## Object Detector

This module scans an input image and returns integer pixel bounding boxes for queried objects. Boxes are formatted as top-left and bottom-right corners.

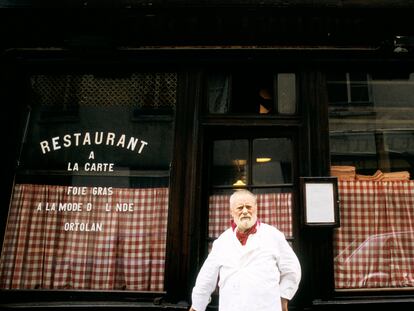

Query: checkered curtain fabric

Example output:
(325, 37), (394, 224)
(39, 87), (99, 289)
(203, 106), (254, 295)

(0, 184), (168, 291)
(334, 181), (414, 289)
(208, 192), (293, 239)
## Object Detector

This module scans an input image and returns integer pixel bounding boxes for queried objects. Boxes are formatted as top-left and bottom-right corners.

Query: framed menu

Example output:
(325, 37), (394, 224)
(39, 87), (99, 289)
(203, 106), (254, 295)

(301, 177), (340, 227)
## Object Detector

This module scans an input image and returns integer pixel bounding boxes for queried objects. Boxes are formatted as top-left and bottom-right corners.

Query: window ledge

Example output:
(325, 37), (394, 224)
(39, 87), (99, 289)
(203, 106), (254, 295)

(313, 296), (414, 307)
(0, 301), (189, 310)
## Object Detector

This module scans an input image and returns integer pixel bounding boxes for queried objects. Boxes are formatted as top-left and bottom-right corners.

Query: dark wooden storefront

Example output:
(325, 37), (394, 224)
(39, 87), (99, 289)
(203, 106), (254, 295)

(1, 1), (414, 310)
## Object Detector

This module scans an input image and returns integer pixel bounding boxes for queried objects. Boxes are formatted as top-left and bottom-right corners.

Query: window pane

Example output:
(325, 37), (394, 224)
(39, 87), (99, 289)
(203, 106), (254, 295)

(326, 72), (371, 106)
(207, 73), (230, 114)
(206, 71), (298, 115)
(349, 72), (370, 103)
(253, 138), (293, 184)
(208, 188), (293, 240)
(207, 71), (279, 115)
(277, 73), (296, 114)
(326, 72), (348, 103)
(0, 73), (176, 292)
(212, 140), (248, 186)
(231, 71), (274, 114)
(329, 71), (414, 290)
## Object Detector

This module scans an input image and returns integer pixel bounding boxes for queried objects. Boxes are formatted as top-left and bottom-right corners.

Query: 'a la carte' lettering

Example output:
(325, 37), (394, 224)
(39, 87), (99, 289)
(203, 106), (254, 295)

(67, 162), (114, 172)
(39, 131), (148, 155)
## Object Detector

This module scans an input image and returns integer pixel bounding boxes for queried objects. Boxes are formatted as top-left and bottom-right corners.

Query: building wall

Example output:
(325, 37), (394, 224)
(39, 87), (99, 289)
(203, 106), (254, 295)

(1, 2), (414, 310)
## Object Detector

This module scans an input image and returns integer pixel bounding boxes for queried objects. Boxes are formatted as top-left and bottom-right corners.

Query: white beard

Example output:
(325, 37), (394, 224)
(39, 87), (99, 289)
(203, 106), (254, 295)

(235, 215), (257, 232)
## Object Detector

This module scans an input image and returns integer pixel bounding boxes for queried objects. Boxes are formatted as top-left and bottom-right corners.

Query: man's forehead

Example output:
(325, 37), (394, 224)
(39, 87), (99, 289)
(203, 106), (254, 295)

(231, 193), (256, 205)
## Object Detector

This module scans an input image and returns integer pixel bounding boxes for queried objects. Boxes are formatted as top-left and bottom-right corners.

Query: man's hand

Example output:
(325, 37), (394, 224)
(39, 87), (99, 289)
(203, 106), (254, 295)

(189, 307), (196, 311)
(281, 297), (289, 311)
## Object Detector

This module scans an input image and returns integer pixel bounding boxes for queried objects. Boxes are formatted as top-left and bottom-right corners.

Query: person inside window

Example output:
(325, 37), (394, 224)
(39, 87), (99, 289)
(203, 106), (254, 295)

(258, 87), (273, 114)
(189, 189), (301, 311)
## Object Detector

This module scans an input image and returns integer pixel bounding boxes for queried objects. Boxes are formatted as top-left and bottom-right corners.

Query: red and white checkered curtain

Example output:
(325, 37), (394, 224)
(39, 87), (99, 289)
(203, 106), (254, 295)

(209, 192), (292, 239)
(0, 184), (168, 291)
(334, 181), (414, 289)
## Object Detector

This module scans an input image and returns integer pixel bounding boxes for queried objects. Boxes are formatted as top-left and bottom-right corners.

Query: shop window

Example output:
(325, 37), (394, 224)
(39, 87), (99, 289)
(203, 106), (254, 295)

(209, 137), (294, 246)
(31, 75), (80, 120)
(32, 73), (176, 121)
(207, 72), (297, 115)
(0, 72), (177, 292)
(328, 71), (414, 290)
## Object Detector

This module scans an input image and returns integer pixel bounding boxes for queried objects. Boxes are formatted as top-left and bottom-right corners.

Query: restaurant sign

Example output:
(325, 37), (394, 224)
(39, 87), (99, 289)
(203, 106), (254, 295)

(39, 131), (148, 172)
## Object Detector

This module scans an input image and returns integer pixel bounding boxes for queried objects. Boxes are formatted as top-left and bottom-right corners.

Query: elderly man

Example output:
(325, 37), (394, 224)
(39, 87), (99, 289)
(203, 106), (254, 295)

(190, 189), (301, 311)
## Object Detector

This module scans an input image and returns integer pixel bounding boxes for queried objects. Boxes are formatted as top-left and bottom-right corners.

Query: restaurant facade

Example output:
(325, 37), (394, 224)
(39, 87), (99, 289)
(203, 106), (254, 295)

(1, 1), (414, 310)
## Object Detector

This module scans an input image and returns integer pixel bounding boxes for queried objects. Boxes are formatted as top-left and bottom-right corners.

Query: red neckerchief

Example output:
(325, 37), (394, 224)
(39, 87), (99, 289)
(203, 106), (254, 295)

(231, 220), (259, 246)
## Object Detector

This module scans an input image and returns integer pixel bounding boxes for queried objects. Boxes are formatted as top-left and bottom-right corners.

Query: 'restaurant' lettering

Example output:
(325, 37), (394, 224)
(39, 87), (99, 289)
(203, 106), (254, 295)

(40, 131), (148, 155)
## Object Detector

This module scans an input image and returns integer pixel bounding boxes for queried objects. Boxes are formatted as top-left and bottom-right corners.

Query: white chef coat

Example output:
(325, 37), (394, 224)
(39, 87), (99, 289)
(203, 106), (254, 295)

(191, 222), (301, 311)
